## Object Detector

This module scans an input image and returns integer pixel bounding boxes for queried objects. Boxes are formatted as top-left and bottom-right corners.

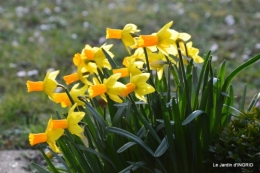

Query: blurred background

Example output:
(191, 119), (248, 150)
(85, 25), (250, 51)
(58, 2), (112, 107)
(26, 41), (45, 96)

(0, 0), (260, 149)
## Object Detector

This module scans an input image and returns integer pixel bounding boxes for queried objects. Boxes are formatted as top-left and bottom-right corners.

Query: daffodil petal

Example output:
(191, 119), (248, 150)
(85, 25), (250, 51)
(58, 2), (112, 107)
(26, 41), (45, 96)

(68, 125), (84, 138)
(107, 94), (123, 103)
(47, 129), (64, 141)
(105, 73), (121, 86)
(68, 112), (85, 124)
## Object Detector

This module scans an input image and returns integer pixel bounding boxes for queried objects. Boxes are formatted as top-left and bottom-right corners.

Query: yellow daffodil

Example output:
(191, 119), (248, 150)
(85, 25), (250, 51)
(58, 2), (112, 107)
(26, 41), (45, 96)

(113, 59), (142, 78)
(69, 83), (88, 105)
(131, 21), (179, 56)
(106, 24), (140, 54)
(51, 104), (85, 138)
(73, 53), (83, 66)
(150, 61), (168, 80)
(134, 48), (175, 80)
(178, 32), (191, 42)
(128, 58), (143, 76)
(179, 41), (204, 64)
(122, 52), (144, 69)
(53, 83), (88, 107)
(26, 70), (59, 100)
(121, 73), (155, 102)
(29, 117), (64, 153)
(88, 73), (126, 103)
(81, 44), (114, 71)
(73, 53), (95, 85)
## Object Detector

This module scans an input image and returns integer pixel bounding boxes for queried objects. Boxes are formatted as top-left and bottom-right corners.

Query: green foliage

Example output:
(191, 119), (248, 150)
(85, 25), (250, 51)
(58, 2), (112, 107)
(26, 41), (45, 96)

(31, 50), (260, 172)
(209, 107), (260, 173)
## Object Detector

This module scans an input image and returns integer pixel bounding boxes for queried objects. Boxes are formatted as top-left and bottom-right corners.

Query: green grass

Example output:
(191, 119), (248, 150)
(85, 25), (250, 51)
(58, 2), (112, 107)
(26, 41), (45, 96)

(0, 0), (260, 149)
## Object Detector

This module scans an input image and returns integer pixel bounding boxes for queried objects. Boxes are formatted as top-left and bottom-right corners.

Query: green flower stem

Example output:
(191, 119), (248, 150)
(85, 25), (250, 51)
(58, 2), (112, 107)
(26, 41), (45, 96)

(176, 41), (192, 114)
(143, 47), (151, 73)
(184, 42), (189, 58)
(128, 94), (161, 143)
(164, 55), (173, 103)
(143, 47), (156, 90)
(57, 84), (75, 107)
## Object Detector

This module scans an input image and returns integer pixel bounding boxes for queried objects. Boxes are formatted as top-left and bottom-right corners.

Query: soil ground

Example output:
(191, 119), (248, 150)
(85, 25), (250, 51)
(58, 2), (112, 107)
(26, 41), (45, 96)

(0, 150), (41, 173)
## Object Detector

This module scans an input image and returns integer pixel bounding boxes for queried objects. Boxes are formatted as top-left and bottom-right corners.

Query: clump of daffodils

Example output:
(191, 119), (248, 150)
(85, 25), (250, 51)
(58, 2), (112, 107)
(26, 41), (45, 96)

(26, 21), (203, 152)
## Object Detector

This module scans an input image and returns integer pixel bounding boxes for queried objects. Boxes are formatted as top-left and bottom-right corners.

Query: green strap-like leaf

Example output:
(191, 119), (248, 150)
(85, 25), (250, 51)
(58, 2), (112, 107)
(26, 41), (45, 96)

(154, 137), (169, 157)
(73, 143), (117, 171)
(112, 105), (126, 126)
(85, 101), (108, 129)
(182, 110), (205, 125)
(48, 148), (72, 173)
(31, 162), (50, 173)
(39, 144), (59, 173)
(223, 53), (260, 92)
(223, 104), (242, 115)
(215, 53), (260, 131)
(107, 127), (154, 155)
(119, 161), (149, 173)
(128, 95), (161, 143)
(127, 161), (153, 172)
(117, 125), (147, 153)
(156, 119), (175, 125)
(102, 48), (118, 68)
(247, 92), (260, 111)
(240, 84), (247, 110)
(218, 60), (226, 87)
(117, 142), (136, 153)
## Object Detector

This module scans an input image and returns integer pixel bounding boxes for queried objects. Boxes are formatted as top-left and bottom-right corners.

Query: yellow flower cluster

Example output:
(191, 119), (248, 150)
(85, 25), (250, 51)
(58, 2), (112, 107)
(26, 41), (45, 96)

(26, 21), (203, 152)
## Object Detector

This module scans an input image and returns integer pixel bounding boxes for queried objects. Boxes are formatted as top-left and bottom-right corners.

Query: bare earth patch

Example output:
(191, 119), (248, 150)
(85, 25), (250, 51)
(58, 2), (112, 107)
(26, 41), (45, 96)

(0, 150), (42, 173)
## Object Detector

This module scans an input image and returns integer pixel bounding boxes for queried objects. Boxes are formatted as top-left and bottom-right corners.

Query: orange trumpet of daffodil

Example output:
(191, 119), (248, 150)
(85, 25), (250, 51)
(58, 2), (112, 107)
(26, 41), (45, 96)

(63, 72), (79, 85)
(112, 68), (129, 78)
